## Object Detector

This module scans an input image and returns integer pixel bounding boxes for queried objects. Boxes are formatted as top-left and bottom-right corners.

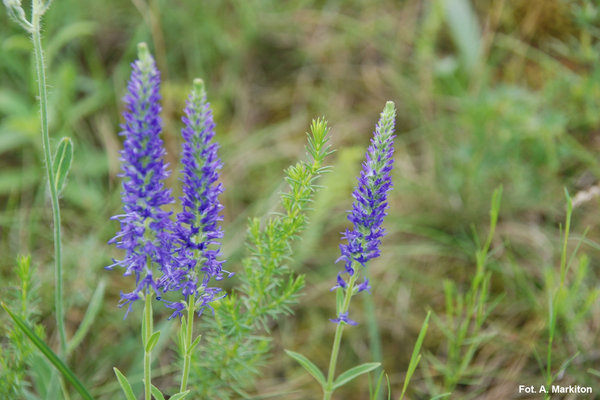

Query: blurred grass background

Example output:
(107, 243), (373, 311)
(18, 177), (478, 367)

(2, 0), (600, 398)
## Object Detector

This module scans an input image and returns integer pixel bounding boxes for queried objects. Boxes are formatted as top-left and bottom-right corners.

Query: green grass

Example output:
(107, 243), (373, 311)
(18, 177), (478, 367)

(2, 0), (600, 398)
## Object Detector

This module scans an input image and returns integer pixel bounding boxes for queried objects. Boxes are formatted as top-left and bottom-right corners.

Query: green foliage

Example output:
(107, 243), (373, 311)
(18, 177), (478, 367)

(1, 301), (94, 400)
(0, 256), (39, 398)
(425, 187), (502, 396)
(151, 385), (166, 400)
(541, 191), (600, 397)
(285, 350), (326, 386)
(441, 0), (480, 75)
(187, 119), (332, 398)
(2, 1), (600, 398)
(3, 0), (32, 32)
(399, 311), (430, 400)
(332, 363), (381, 390)
(145, 331), (160, 353)
(368, 371), (390, 400)
(66, 279), (106, 355)
(113, 368), (136, 400)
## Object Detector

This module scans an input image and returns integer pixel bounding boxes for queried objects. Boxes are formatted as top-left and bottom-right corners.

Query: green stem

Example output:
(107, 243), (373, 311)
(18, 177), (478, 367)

(31, 0), (67, 356)
(363, 288), (383, 400)
(323, 272), (359, 400)
(546, 197), (572, 397)
(59, 374), (72, 400)
(144, 293), (152, 400)
(180, 294), (195, 393)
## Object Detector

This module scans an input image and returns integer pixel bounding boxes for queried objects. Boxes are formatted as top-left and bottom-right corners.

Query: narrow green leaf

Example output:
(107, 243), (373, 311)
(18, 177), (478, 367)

(399, 311), (430, 400)
(0, 302), (94, 400)
(370, 370), (387, 400)
(151, 385), (166, 400)
(387, 372), (391, 400)
(170, 391), (190, 400)
(178, 316), (187, 351)
(29, 353), (53, 399)
(146, 331), (161, 352)
(285, 349), (326, 386)
(52, 137), (73, 194)
(190, 334), (202, 351)
(430, 393), (452, 400)
(335, 287), (343, 312)
(181, 316), (187, 336)
(113, 368), (136, 400)
(332, 362), (380, 390)
(68, 279), (106, 354)
(442, 0), (481, 74)
(588, 368), (600, 377)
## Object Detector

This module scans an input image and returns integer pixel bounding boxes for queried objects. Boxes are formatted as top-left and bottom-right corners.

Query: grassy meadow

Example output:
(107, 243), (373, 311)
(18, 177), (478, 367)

(2, 0), (600, 398)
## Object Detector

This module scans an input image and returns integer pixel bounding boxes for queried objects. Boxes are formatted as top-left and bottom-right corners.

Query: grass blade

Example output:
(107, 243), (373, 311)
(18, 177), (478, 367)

(442, 0), (481, 74)
(1, 302), (95, 400)
(399, 311), (431, 400)
(68, 278), (106, 354)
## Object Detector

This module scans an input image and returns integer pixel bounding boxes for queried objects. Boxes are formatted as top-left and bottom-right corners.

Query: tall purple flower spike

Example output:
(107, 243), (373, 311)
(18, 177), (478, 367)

(332, 101), (396, 324)
(107, 43), (174, 316)
(160, 79), (230, 319)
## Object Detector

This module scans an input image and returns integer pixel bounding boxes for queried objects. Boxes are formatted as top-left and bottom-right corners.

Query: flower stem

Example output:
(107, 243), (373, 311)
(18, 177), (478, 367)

(180, 294), (195, 393)
(323, 272), (359, 400)
(144, 292), (153, 400)
(363, 285), (383, 400)
(31, 0), (67, 356)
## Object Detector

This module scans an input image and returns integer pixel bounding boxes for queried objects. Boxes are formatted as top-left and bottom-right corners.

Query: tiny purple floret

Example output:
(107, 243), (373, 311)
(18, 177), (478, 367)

(329, 312), (358, 326)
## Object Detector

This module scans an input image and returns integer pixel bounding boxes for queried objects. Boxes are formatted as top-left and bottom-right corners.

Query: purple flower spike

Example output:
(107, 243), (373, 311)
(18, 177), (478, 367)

(332, 102), (395, 325)
(108, 43), (174, 312)
(336, 101), (395, 286)
(329, 312), (358, 326)
(163, 78), (229, 314)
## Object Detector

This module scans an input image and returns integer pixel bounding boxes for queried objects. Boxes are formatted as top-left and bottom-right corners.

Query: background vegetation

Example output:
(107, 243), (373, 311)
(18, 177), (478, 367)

(2, 0), (600, 398)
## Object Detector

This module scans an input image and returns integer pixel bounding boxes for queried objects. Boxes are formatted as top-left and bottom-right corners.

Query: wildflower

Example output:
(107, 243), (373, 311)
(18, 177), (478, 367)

(333, 101), (395, 321)
(356, 279), (371, 293)
(107, 43), (174, 314)
(161, 79), (229, 318)
(329, 312), (358, 326)
(330, 273), (347, 291)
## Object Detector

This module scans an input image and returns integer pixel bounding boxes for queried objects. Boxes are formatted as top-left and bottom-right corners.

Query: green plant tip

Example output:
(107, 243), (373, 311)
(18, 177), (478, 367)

(192, 78), (206, 98)
(193, 78), (205, 89)
(383, 101), (395, 114)
(137, 42), (150, 61)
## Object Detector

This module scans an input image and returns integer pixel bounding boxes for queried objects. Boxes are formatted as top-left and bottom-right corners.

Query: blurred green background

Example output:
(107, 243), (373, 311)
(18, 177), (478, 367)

(2, 0), (600, 398)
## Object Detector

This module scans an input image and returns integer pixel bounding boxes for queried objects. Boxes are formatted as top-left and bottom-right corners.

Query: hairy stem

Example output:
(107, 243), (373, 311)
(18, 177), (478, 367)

(180, 294), (195, 393)
(324, 272), (359, 400)
(363, 287), (383, 400)
(31, 1), (67, 356)
(144, 293), (152, 400)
